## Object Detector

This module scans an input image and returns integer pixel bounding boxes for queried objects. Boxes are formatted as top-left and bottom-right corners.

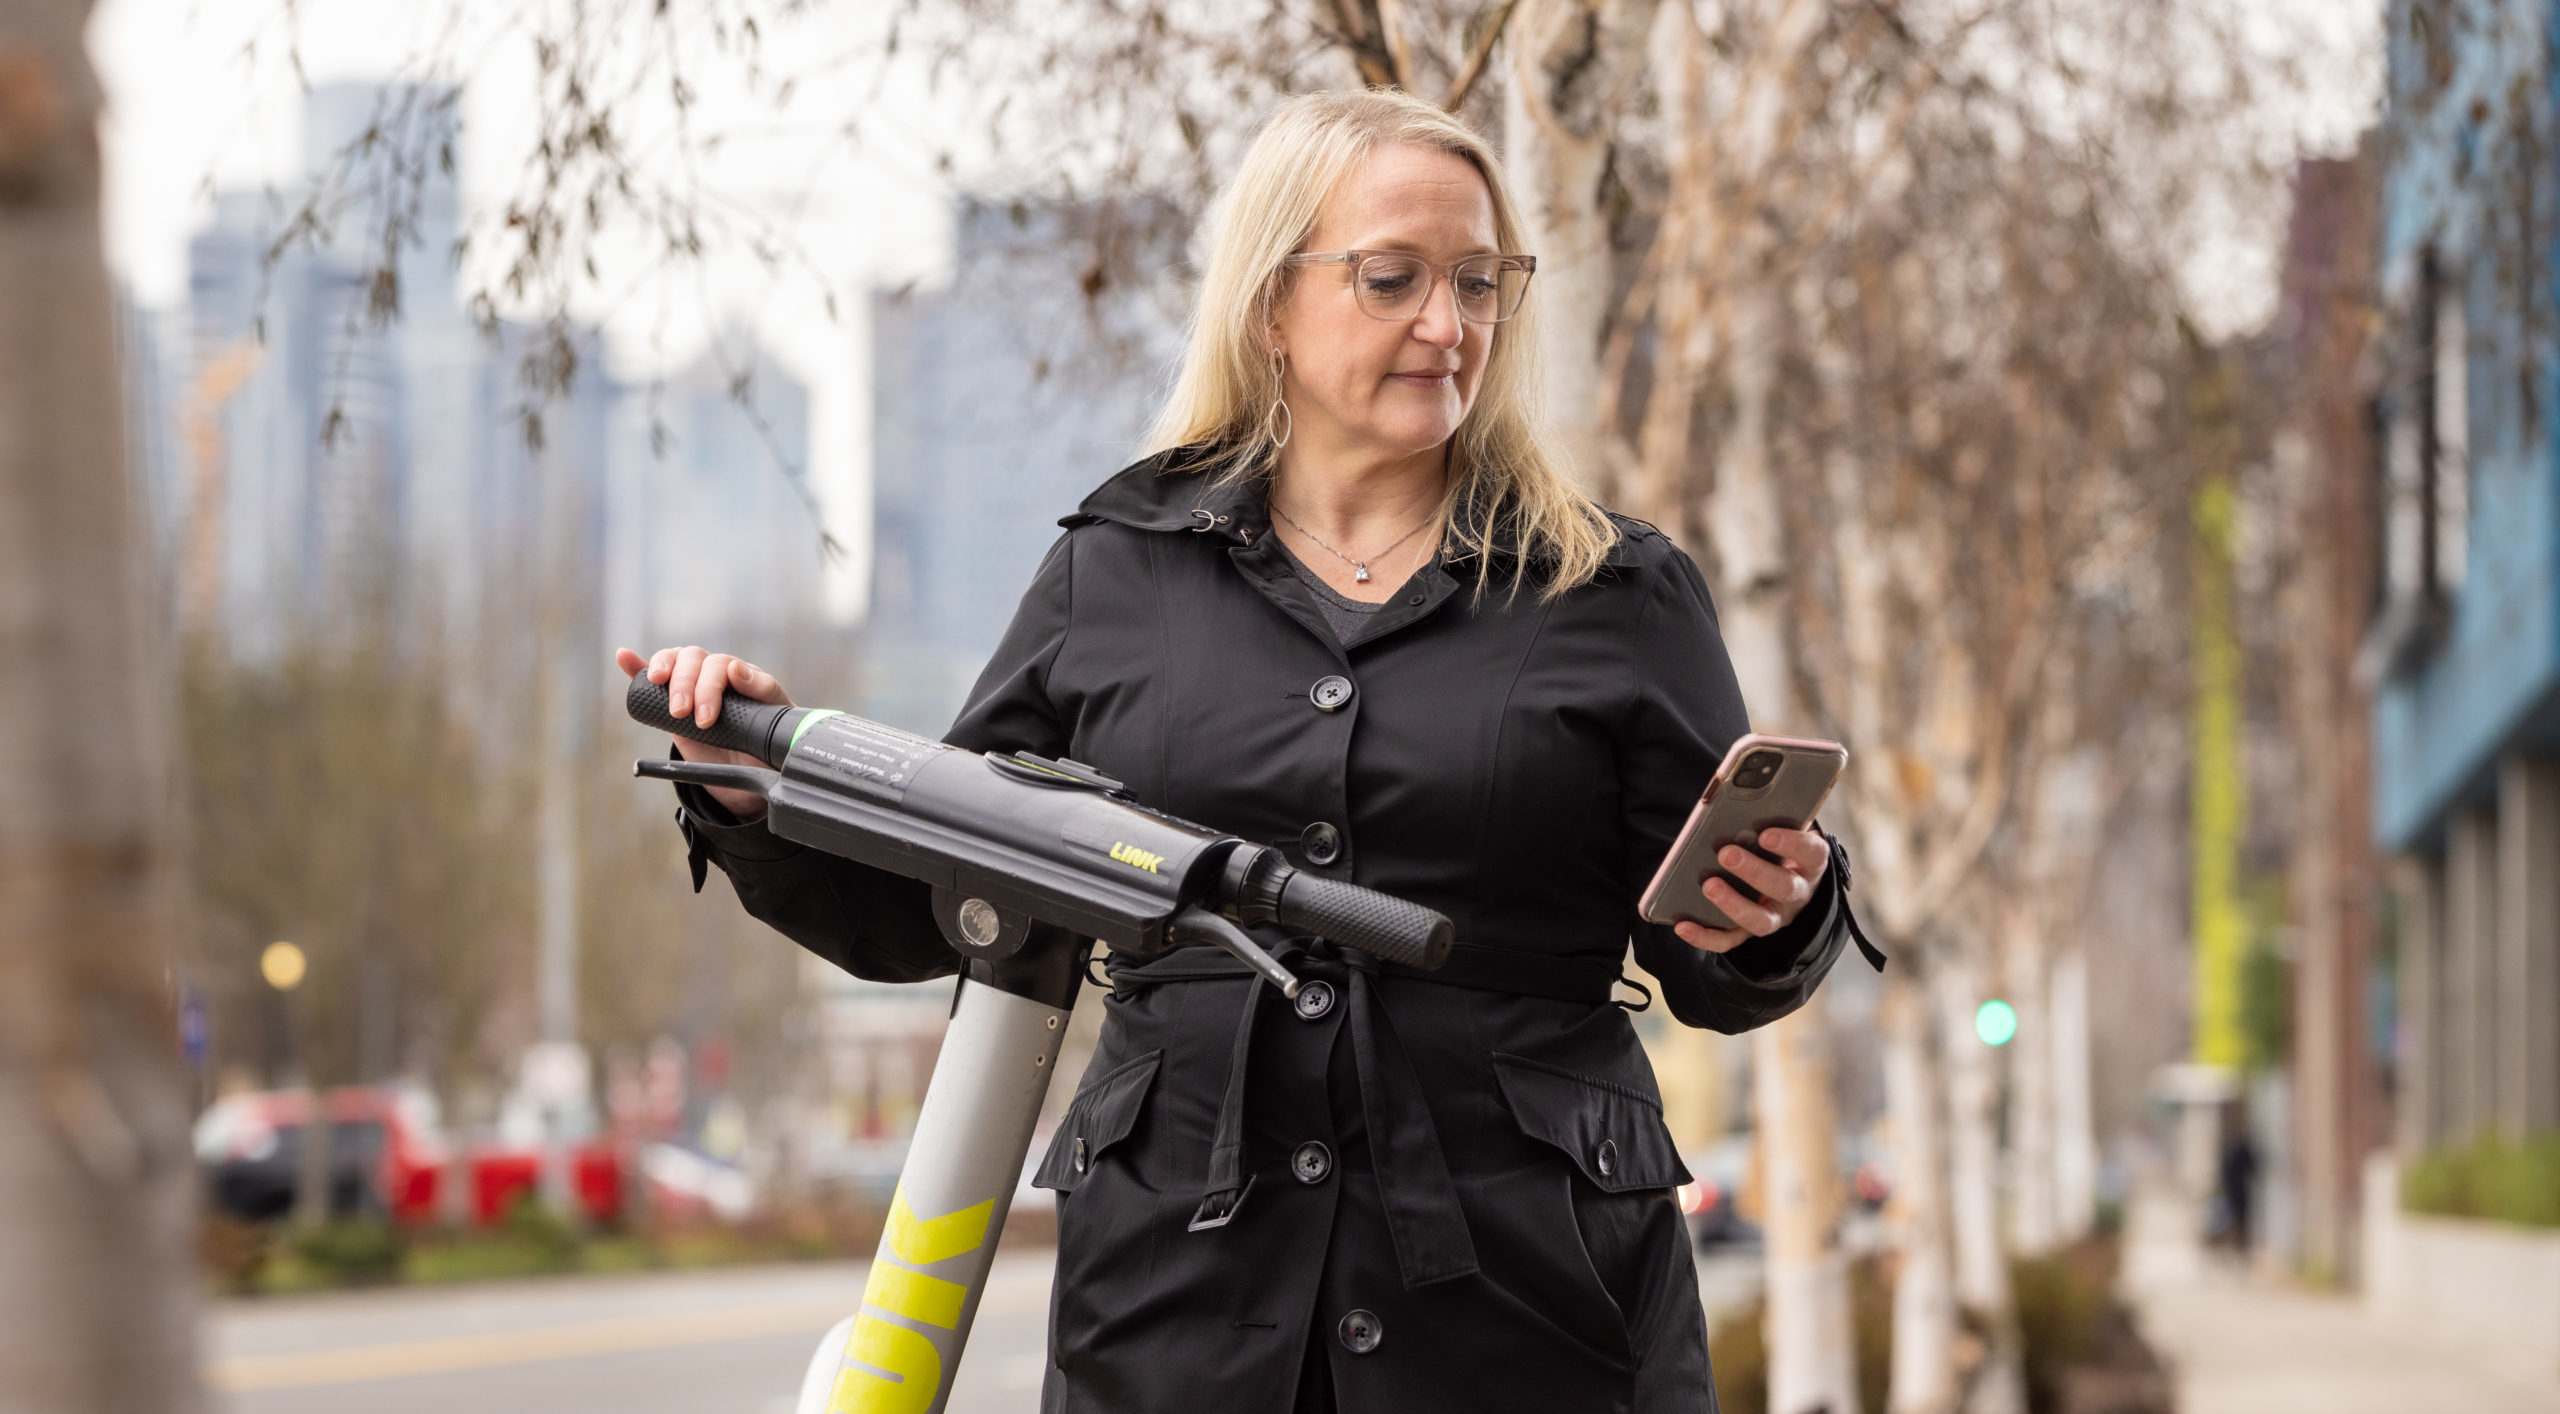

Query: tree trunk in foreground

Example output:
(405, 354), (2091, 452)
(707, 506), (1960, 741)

(0, 2), (203, 1408)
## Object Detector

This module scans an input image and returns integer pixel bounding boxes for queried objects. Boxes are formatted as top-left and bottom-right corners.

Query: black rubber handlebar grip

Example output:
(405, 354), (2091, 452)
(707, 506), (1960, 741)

(1274, 872), (1454, 971)
(624, 676), (803, 767)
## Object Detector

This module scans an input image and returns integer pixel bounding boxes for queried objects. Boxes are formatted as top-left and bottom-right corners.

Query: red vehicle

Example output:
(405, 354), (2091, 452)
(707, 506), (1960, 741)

(192, 1086), (623, 1226)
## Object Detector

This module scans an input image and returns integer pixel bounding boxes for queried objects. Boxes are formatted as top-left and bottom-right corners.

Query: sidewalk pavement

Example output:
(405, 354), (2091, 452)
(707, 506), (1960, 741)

(2122, 1193), (2560, 1414)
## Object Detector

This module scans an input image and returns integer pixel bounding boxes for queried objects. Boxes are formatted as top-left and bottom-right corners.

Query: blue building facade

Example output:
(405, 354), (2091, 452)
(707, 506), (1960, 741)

(2373, 0), (2560, 1151)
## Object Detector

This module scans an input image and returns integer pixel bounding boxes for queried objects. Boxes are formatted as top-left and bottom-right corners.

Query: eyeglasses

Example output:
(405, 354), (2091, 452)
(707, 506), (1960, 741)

(1282, 250), (1537, 324)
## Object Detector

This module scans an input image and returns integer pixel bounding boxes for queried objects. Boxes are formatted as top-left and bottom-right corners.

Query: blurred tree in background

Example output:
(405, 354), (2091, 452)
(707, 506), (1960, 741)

(176, 588), (835, 1156)
(179, 598), (519, 1105)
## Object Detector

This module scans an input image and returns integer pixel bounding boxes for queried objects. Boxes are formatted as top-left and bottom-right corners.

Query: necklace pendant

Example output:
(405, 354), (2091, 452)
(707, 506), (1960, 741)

(1354, 565), (1371, 582)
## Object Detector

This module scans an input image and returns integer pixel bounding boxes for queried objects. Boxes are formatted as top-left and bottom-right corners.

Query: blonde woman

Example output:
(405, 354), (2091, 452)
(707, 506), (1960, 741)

(623, 88), (1863, 1413)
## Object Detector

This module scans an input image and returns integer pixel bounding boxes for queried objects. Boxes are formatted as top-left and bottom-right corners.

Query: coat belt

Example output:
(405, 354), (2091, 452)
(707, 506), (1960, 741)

(1101, 940), (1625, 1291)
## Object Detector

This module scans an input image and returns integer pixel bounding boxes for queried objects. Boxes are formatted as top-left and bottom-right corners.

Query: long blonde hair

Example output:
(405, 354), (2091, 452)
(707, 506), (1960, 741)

(1144, 89), (1618, 597)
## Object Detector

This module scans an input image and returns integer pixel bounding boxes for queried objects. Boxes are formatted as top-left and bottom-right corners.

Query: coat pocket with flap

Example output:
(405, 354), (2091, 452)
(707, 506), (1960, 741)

(1490, 1052), (1692, 1193)
(1033, 1049), (1163, 1194)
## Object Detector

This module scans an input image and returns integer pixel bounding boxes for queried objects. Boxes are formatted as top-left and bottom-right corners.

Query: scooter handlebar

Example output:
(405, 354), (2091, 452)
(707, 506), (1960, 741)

(625, 675), (803, 768)
(626, 677), (1454, 971)
(1274, 871), (1453, 971)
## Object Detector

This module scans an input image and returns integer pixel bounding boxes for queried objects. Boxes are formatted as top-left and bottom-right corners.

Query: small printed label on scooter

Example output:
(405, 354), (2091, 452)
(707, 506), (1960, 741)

(1060, 801), (1203, 886)
(786, 715), (950, 806)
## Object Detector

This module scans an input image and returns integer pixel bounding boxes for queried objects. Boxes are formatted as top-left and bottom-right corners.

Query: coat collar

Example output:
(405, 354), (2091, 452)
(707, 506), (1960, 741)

(1064, 440), (1647, 570)
(1064, 443), (1270, 545)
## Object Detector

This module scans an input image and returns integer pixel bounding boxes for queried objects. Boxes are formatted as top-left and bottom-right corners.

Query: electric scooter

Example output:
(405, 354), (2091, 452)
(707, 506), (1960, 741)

(626, 678), (1452, 1414)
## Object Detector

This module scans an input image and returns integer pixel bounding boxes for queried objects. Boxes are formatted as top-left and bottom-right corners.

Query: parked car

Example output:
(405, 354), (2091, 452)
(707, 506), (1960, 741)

(193, 1086), (626, 1226)
(1674, 1129), (1893, 1250)
(194, 1087), (443, 1223)
(1679, 1138), (1756, 1248)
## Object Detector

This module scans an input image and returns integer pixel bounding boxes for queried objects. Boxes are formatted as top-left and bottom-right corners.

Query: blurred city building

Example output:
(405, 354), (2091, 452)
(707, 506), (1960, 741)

(857, 195), (1185, 735)
(2367, 11), (2560, 1148)
(168, 83), (622, 680)
(164, 83), (830, 684)
(800, 196), (1187, 1171)
(2354, 0), (2560, 1366)
(600, 342), (822, 657)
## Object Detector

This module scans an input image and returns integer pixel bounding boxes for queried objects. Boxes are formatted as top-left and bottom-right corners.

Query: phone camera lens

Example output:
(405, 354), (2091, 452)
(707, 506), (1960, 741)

(1735, 751), (1781, 789)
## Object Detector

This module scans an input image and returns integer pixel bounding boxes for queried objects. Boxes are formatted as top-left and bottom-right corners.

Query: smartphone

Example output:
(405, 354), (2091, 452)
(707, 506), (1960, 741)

(1639, 734), (1849, 931)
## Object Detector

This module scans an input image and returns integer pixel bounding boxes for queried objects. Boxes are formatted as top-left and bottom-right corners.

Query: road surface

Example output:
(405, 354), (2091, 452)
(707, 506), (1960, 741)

(207, 1244), (1765, 1413)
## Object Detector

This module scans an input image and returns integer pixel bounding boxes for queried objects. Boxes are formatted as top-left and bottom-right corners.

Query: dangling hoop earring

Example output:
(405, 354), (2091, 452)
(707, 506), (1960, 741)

(1263, 348), (1293, 452)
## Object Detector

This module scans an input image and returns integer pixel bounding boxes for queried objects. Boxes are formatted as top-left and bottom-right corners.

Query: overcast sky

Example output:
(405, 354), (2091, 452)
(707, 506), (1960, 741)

(90, 0), (966, 618)
(88, 0), (2384, 621)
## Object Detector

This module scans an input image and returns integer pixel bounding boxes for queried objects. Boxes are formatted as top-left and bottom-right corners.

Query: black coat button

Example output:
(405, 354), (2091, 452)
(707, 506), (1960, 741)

(1301, 822), (1343, 866)
(1338, 1309), (1383, 1354)
(1294, 980), (1336, 1020)
(1311, 675), (1355, 712)
(1596, 1139), (1618, 1178)
(1293, 1141), (1333, 1184)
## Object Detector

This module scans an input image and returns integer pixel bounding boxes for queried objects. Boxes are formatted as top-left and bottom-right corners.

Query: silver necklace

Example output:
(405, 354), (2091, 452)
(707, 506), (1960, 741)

(1270, 500), (1437, 582)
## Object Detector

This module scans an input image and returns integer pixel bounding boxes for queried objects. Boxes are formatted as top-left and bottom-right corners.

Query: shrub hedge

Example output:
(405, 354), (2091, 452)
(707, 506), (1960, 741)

(2401, 1130), (2560, 1228)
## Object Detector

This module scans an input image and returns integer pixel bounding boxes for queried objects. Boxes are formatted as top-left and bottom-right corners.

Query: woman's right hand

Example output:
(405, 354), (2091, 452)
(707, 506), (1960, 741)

(615, 645), (794, 821)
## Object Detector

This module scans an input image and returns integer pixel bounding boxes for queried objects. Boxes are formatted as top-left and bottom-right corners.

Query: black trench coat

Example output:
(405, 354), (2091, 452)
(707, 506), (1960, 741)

(673, 447), (1867, 1414)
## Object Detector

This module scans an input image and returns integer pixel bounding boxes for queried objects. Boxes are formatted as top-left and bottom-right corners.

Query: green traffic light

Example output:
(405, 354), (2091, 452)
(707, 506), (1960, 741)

(1975, 998), (2018, 1047)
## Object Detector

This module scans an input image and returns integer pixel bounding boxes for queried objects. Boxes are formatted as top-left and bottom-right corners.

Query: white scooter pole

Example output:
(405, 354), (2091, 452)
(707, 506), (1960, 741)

(792, 976), (1071, 1414)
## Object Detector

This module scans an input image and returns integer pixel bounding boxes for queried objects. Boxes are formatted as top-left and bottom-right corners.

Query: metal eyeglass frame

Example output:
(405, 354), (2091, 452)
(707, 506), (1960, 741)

(1281, 250), (1538, 324)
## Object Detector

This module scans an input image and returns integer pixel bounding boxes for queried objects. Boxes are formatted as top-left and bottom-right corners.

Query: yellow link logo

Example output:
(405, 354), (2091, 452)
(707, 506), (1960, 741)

(828, 1189), (996, 1413)
(1108, 841), (1163, 874)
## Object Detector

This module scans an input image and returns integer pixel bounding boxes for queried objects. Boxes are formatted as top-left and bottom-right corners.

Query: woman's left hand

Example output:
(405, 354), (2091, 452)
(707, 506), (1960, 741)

(1674, 827), (1832, 954)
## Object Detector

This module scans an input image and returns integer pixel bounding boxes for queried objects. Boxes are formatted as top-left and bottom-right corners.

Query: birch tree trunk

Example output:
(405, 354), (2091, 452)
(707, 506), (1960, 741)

(2049, 942), (2098, 1242)
(1938, 950), (2024, 1414)
(1882, 969), (1956, 1414)
(1940, 954), (2004, 1312)
(1717, 257), (1858, 1414)
(1817, 278), (1969, 1414)
(0, 2), (204, 1407)
(1627, 10), (1862, 1399)
(1501, 0), (1660, 487)
(2002, 902), (2058, 1256)
(1753, 993), (1861, 1414)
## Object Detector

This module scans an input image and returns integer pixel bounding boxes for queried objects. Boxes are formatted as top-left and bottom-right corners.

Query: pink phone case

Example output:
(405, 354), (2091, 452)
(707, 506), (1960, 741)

(1639, 733), (1848, 930)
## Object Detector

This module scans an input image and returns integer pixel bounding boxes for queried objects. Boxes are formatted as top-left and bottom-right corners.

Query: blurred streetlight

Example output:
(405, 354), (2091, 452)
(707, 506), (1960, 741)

(260, 940), (307, 991)
(1974, 998), (2018, 1047)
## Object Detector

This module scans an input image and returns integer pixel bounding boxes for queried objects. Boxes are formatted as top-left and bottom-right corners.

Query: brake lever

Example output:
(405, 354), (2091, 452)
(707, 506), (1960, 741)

(1168, 906), (1302, 998)
(635, 757), (783, 799)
